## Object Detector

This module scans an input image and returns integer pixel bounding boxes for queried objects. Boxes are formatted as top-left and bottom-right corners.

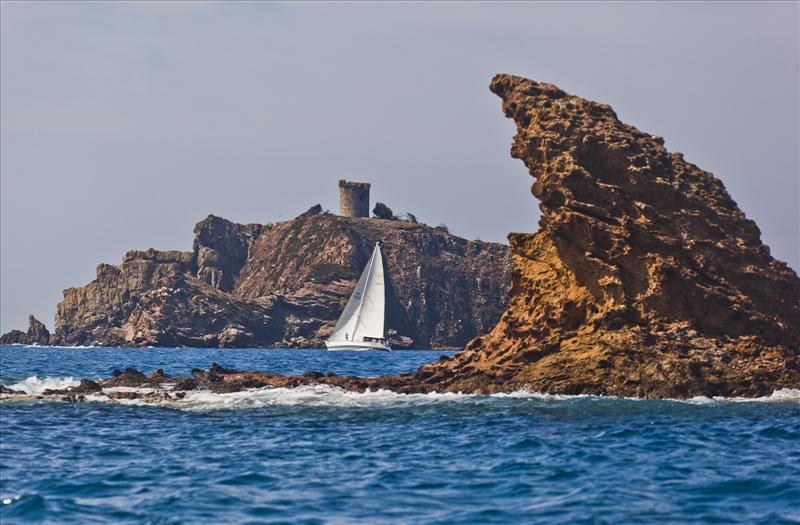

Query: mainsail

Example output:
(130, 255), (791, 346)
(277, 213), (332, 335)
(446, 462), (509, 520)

(328, 243), (385, 342)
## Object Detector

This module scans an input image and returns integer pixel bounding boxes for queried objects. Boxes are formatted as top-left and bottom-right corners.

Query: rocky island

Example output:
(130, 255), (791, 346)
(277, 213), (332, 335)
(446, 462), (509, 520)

(3, 185), (511, 349)
(3, 74), (798, 399)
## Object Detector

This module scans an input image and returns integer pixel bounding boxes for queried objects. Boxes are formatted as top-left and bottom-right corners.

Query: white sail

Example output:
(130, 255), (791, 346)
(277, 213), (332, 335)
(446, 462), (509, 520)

(327, 243), (385, 344)
(353, 244), (385, 339)
(328, 253), (372, 341)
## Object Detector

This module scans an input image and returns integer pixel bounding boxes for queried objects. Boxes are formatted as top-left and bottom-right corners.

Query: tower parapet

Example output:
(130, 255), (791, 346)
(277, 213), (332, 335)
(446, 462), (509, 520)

(338, 180), (371, 217)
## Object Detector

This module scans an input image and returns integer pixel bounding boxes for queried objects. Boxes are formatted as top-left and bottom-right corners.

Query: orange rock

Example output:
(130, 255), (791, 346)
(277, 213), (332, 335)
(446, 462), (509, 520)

(412, 74), (800, 398)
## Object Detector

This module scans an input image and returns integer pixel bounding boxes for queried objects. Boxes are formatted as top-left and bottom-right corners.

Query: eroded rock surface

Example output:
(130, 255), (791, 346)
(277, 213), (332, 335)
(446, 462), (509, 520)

(52, 213), (511, 349)
(409, 74), (800, 397)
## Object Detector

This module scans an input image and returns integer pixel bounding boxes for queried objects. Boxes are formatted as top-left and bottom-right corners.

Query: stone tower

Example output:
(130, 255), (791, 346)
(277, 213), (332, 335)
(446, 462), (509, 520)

(338, 180), (371, 217)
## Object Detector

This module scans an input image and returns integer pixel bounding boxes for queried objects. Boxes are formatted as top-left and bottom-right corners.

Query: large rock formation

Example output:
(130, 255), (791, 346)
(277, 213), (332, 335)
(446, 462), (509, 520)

(7, 74), (797, 401)
(406, 74), (800, 397)
(0, 315), (51, 345)
(52, 211), (511, 348)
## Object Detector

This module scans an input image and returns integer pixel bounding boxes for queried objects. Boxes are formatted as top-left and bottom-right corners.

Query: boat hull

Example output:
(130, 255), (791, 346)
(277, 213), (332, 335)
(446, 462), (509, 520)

(324, 340), (391, 352)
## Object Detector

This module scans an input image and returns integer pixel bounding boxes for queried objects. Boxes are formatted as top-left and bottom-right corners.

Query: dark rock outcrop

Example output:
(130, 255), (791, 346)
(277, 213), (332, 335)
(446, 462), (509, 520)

(0, 330), (28, 345)
(0, 315), (51, 345)
(373, 202), (396, 220)
(52, 213), (511, 349)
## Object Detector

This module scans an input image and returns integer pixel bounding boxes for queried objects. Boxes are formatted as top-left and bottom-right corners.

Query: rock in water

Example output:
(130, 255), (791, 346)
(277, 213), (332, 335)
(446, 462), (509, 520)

(26, 315), (51, 345)
(0, 330), (27, 345)
(0, 315), (50, 345)
(413, 74), (800, 398)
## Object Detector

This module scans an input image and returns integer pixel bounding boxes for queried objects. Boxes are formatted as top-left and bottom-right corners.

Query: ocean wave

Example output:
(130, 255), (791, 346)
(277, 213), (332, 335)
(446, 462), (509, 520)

(34, 344), (101, 349)
(2, 376), (798, 408)
(490, 391), (594, 400)
(114, 385), (475, 411)
(91, 385), (800, 410)
(727, 388), (800, 403)
(5, 376), (81, 395)
(113, 388), (800, 412)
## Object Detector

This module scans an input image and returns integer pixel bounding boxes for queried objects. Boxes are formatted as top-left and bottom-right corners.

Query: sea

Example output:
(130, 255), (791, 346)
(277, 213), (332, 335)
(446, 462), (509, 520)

(0, 345), (798, 525)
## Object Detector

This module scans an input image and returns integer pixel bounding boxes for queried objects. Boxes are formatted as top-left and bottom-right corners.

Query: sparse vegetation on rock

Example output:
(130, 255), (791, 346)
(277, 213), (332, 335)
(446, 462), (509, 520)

(52, 211), (511, 349)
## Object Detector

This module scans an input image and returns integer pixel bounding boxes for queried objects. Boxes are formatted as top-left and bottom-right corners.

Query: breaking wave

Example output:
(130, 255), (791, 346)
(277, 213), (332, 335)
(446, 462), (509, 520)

(737, 387), (800, 402)
(4, 376), (797, 410)
(5, 376), (81, 395)
(147, 387), (800, 411)
(105, 385), (478, 411)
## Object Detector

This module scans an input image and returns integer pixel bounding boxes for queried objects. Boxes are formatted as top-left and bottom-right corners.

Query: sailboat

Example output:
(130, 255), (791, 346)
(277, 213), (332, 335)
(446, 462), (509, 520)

(325, 242), (391, 351)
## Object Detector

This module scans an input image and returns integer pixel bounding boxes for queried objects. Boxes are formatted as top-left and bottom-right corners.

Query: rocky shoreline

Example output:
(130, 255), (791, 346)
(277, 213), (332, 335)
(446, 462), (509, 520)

(3, 73), (798, 399)
(0, 356), (797, 405)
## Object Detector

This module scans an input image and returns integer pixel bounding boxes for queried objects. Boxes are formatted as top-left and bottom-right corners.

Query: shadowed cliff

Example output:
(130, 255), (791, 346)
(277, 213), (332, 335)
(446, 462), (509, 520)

(51, 210), (511, 349)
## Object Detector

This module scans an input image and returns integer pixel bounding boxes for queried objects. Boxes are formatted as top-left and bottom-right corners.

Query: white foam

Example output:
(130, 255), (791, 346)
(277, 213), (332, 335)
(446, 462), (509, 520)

(491, 391), (593, 401)
(115, 386), (800, 411)
(119, 385), (476, 411)
(104, 386), (158, 394)
(725, 388), (800, 403)
(681, 396), (717, 405)
(2, 378), (797, 408)
(5, 375), (81, 395)
(16, 344), (101, 349)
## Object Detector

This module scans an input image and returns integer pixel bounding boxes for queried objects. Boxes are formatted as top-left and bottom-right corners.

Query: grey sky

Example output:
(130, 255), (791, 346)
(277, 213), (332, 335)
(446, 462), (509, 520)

(1, 1), (798, 332)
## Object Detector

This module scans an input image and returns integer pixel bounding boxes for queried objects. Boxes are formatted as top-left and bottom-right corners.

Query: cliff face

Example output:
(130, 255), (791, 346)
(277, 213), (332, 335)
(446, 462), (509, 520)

(53, 210), (511, 348)
(409, 74), (800, 397)
(193, 216), (263, 292)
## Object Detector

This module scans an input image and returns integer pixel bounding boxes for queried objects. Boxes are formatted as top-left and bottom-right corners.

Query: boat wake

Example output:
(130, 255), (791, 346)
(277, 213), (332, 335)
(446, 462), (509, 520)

(3, 376), (798, 410)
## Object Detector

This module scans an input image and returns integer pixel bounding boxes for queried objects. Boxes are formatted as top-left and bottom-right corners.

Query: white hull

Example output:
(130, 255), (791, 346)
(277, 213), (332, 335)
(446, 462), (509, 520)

(325, 340), (391, 352)
(326, 243), (390, 353)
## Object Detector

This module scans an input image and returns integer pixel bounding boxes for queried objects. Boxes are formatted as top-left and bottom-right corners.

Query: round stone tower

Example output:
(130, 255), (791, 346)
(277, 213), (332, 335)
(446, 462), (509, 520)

(338, 180), (371, 217)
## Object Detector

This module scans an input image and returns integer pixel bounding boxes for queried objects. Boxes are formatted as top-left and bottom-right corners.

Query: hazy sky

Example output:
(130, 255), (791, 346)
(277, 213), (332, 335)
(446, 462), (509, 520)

(1, 1), (798, 332)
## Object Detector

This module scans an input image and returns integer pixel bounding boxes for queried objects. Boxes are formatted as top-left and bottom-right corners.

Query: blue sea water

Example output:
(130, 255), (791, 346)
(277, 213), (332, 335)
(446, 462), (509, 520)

(1, 345), (798, 525)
